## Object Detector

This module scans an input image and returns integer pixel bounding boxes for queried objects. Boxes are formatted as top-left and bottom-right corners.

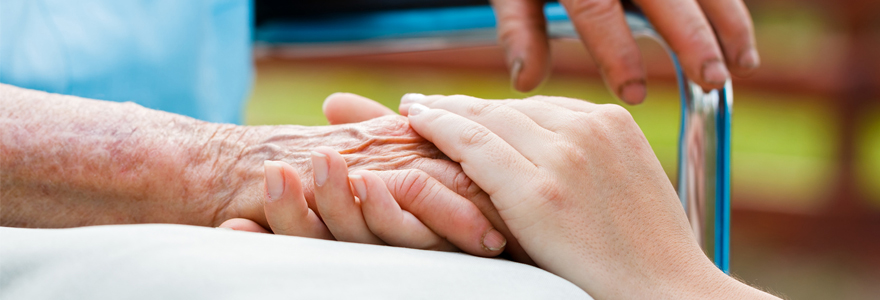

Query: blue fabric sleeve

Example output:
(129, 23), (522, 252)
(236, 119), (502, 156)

(0, 0), (252, 124)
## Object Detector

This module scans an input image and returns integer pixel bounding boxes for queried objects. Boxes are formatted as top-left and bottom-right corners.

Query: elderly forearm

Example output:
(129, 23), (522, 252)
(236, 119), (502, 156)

(0, 84), (240, 227)
(0, 85), (460, 232)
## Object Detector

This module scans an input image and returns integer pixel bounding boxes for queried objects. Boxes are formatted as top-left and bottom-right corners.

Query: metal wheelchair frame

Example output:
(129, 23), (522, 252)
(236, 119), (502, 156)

(255, 2), (732, 274)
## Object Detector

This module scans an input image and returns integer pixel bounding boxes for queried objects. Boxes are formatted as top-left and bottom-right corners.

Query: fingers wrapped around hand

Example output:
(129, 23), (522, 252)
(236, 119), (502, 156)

(369, 169), (507, 256)
(311, 147), (385, 244)
(402, 98), (538, 212)
(350, 170), (457, 252)
(312, 147), (506, 256)
(262, 160), (334, 239)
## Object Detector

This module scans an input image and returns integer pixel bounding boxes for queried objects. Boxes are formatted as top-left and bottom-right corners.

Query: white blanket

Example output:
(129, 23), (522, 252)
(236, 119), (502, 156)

(1, 224), (591, 299)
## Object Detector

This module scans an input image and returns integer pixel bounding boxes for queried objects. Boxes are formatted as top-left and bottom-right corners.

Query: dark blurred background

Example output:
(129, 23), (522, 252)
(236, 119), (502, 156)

(246, 1), (880, 298)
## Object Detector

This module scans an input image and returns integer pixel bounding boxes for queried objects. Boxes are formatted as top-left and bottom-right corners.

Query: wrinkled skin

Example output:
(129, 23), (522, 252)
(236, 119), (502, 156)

(214, 115), (530, 262)
(0, 84), (529, 262)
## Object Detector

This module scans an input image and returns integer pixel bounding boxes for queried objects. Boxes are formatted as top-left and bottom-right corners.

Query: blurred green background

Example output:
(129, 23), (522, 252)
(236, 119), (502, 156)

(246, 1), (880, 298)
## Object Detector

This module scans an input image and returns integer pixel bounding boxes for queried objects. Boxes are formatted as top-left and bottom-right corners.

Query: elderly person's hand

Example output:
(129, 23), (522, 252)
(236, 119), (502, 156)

(0, 85), (529, 261)
(490, 0), (758, 104)
(218, 93), (530, 260)
(220, 147), (509, 257)
(398, 93), (777, 299)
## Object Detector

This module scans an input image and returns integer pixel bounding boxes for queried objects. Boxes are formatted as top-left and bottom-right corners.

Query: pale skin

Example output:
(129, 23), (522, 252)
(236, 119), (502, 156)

(232, 93), (780, 299)
(397, 93), (778, 299)
(0, 84), (523, 260)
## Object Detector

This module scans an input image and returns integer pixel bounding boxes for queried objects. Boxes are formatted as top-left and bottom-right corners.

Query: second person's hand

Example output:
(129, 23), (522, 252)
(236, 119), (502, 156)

(399, 93), (775, 299)
(490, 0), (758, 104)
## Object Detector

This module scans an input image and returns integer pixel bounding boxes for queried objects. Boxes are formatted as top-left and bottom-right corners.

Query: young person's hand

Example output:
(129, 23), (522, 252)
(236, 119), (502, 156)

(318, 93), (534, 263)
(400, 93), (777, 299)
(220, 147), (508, 257)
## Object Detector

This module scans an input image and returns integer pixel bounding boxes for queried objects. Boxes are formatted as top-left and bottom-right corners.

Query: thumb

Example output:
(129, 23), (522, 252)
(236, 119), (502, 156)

(218, 218), (271, 233)
(323, 93), (397, 125)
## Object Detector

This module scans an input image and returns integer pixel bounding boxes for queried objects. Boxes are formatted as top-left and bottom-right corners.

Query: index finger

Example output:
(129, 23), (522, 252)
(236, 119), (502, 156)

(405, 103), (537, 210)
(633, 0), (730, 89)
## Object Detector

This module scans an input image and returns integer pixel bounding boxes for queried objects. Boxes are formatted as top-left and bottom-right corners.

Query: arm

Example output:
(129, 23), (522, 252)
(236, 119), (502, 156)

(400, 93), (777, 299)
(0, 84), (517, 259)
(0, 84), (454, 228)
(1, 84), (226, 227)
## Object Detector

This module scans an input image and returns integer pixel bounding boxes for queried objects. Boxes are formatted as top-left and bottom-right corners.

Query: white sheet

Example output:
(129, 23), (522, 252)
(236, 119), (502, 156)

(0, 224), (591, 299)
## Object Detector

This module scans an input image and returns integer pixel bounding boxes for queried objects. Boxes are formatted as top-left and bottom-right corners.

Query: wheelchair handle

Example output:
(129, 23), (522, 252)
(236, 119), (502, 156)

(255, 2), (732, 274)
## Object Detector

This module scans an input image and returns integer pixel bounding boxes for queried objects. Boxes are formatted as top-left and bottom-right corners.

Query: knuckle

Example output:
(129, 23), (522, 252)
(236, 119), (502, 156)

(597, 104), (634, 125)
(560, 140), (588, 163)
(390, 169), (432, 208)
(727, 22), (753, 44)
(565, 0), (619, 21)
(496, 15), (546, 47)
(458, 126), (494, 149)
(466, 102), (499, 118)
(451, 168), (482, 200)
(548, 139), (589, 167)
(532, 176), (566, 207)
(497, 23), (522, 47)
(682, 19), (717, 52)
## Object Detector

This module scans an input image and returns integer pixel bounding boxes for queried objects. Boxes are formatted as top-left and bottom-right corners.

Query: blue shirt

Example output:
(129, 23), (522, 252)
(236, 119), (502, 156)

(0, 0), (252, 124)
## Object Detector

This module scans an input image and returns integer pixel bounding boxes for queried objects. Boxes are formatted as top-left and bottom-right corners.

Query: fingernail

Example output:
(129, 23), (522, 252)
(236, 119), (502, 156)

(264, 161), (284, 201)
(738, 48), (760, 70)
(311, 151), (329, 187)
(481, 228), (507, 251)
(401, 93), (425, 104)
(618, 80), (647, 104)
(348, 174), (367, 200)
(510, 58), (523, 89)
(701, 60), (730, 86)
(408, 103), (428, 116)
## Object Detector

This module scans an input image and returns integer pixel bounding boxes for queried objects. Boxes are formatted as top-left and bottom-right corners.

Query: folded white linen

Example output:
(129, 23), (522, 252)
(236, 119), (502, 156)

(0, 224), (591, 300)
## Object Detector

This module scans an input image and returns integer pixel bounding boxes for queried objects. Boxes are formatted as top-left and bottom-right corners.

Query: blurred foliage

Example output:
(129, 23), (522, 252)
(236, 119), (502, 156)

(859, 105), (880, 206)
(245, 61), (860, 212)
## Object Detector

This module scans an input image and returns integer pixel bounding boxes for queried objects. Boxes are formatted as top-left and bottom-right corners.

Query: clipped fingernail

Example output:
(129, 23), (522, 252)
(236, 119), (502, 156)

(401, 93), (426, 104)
(310, 151), (329, 187)
(348, 174), (367, 200)
(701, 60), (730, 86)
(408, 103), (428, 116)
(481, 228), (507, 251)
(738, 48), (760, 70)
(509, 58), (523, 89)
(618, 80), (647, 104)
(264, 161), (285, 201)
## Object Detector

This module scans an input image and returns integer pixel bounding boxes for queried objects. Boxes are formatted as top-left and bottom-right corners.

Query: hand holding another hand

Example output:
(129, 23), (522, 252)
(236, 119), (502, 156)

(400, 93), (776, 299)
(221, 147), (508, 257)
(219, 93), (526, 261)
